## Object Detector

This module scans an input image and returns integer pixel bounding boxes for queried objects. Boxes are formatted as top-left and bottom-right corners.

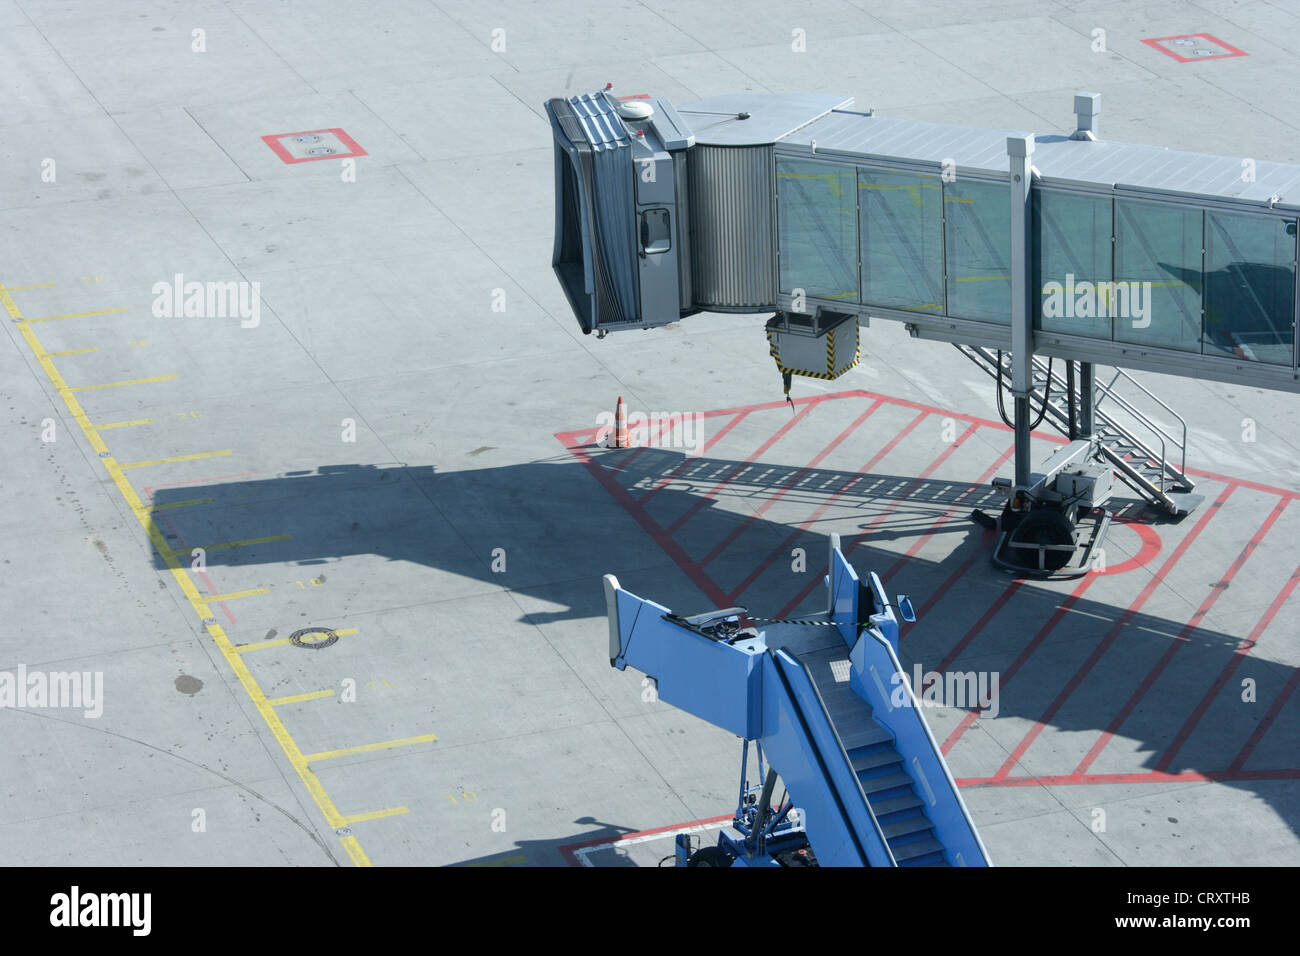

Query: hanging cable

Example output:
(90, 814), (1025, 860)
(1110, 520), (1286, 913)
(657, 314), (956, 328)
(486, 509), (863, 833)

(996, 350), (1053, 431)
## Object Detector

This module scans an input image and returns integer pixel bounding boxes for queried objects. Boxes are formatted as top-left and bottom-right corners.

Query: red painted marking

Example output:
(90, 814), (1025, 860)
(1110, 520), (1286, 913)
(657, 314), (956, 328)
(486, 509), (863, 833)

(759, 410), (931, 613)
(636, 410), (751, 505)
(956, 768), (1300, 788)
(1142, 33), (1248, 63)
(142, 472), (259, 499)
(883, 444), (1014, 581)
(568, 442), (732, 608)
(1076, 496), (1290, 776)
(932, 580), (1023, 675)
(1229, 599), (1300, 775)
(262, 128), (367, 165)
(1097, 518), (1162, 576)
(557, 813), (732, 866)
(990, 484), (1237, 780)
(700, 399), (884, 567)
(1159, 561), (1300, 773)
(666, 402), (817, 536)
(940, 575), (1096, 754)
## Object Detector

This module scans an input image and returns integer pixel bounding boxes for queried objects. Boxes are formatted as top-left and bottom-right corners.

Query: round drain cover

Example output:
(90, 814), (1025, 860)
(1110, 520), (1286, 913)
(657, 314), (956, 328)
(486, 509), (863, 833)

(290, 627), (339, 649)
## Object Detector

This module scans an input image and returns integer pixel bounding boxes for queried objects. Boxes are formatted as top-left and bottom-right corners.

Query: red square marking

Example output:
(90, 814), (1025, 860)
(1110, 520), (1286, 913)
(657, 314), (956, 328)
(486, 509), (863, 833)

(1142, 33), (1248, 62)
(262, 128), (368, 164)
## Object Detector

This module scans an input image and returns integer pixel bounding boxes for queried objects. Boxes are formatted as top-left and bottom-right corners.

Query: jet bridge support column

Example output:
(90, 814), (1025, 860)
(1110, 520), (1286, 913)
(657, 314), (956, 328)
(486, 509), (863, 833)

(1007, 133), (1035, 488)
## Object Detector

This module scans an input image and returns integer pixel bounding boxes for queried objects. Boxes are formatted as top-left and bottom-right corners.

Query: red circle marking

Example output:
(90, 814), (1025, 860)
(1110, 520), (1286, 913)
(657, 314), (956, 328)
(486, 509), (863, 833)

(1096, 517), (1162, 575)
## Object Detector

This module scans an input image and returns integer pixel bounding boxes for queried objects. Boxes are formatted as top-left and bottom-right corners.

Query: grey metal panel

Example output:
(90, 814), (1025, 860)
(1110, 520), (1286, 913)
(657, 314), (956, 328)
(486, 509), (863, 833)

(689, 145), (777, 309)
(769, 104), (1300, 211)
(679, 93), (853, 146)
(646, 98), (695, 150)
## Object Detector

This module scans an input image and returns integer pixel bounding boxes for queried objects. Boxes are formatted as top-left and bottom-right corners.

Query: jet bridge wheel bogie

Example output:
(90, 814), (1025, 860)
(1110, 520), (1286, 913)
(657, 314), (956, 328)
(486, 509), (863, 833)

(1004, 508), (1078, 573)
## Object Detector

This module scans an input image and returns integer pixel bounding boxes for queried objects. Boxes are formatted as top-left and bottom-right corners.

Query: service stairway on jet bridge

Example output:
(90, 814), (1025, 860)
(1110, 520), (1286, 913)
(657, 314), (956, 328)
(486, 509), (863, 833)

(603, 535), (991, 867)
(955, 345), (1201, 516)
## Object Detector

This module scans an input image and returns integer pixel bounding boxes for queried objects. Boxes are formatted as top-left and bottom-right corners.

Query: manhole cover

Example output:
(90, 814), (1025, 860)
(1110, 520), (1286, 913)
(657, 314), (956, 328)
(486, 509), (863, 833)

(290, 626), (339, 649)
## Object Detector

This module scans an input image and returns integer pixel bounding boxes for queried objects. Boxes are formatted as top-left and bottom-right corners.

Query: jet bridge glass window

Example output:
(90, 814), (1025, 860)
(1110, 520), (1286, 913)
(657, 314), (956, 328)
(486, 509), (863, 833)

(1202, 211), (1296, 365)
(640, 207), (672, 254)
(1033, 189), (1114, 339)
(944, 180), (1012, 324)
(777, 158), (859, 303)
(1114, 200), (1202, 353)
(858, 169), (944, 313)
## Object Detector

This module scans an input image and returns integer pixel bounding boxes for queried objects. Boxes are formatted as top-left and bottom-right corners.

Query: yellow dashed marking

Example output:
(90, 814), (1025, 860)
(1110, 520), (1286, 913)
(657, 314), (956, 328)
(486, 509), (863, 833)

(339, 806), (411, 826)
(204, 587), (270, 603)
(267, 688), (335, 707)
(120, 449), (232, 470)
(304, 733), (440, 764)
(69, 374), (177, 392)
(4, 280), (390, 867)
(24, 307), (127, 324)
(236, 627), (358, 653)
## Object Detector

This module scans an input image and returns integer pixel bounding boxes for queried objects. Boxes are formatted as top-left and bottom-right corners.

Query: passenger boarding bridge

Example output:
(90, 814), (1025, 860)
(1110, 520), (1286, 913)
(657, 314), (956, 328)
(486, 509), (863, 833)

(546, 87), (1299, 574)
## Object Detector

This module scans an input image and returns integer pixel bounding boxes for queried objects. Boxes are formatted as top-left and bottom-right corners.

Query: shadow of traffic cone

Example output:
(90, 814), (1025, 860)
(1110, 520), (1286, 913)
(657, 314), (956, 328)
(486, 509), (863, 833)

(612, 395), (629, 448)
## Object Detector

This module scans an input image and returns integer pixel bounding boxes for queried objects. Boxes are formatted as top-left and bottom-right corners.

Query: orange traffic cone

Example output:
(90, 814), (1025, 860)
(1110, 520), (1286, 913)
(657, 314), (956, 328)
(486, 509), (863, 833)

(613, 395), (629, 448)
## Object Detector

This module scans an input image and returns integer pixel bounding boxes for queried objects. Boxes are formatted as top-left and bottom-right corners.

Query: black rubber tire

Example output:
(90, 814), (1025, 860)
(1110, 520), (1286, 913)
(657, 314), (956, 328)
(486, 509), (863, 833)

(687, 846), (734, 867)
(1006, 509), (1076, 572)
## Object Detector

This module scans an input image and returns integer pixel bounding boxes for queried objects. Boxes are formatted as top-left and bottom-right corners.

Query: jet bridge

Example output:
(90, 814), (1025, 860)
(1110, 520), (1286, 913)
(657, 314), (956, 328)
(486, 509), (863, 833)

(547, 86), (1299, 572)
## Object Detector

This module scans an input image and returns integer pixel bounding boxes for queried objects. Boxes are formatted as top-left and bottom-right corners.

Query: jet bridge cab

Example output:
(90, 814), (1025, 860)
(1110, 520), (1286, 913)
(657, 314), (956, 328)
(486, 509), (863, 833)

(545, 89), (696, 334)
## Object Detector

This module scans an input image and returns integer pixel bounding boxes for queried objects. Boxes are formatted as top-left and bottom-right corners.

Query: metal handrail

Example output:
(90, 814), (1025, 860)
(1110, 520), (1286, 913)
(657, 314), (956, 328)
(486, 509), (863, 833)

(1023, 353), (1172, 496)
(1032, 356), (1184, 490)
(1097, 367), (1189, 476)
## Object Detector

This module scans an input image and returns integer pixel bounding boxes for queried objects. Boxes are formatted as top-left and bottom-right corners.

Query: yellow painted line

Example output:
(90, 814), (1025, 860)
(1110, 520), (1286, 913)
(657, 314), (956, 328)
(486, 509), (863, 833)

(46, 347), (98, 357)
(120, 449), (232, 470)
(97, 418), (153, 430)
(267, 688), (335, 707)
(236, 627), (358, 653)
(339, 806), (410, 826)
(7, 288), (374, 867)
(465, 854), (527, 868)
(304, 733), (440, 764)
(205, 587), (270, 603)
(69, 374), (177, 392)
(956, 275), (1010, 283)
(175, 533), (291, 555)
(0, 285), (21, 319)
(148, 496), (211, 510)
(339, 836), (371, 866)
(24, 306), (126, 324)
(5, 282), (55, 291)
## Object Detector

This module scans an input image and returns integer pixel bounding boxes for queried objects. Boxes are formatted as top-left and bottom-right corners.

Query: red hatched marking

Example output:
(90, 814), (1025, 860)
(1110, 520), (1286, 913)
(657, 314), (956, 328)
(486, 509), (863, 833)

(666, 402), (818, 535)
(699, 399), (885, 567)
(989, 484), (1238, 780)
(1159, 561), (1300, 773)
(555, 390), (1300, 787)
(1073, 495), (1290, 776)
(737, 409), (931, 608)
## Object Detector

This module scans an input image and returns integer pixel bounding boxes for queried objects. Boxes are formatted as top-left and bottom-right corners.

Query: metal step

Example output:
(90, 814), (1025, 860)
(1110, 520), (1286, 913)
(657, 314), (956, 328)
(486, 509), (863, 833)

(956, 345), (1197, 515)
(891, 837), (946, 862)
(868, 793), (924, 820)
(880, 814), (935, 840)
(859, 771), (914, 797)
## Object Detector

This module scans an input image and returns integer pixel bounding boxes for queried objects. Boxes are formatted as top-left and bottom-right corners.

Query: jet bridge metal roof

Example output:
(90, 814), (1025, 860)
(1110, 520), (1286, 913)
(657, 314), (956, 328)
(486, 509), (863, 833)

(678, 93), (1300, 212)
